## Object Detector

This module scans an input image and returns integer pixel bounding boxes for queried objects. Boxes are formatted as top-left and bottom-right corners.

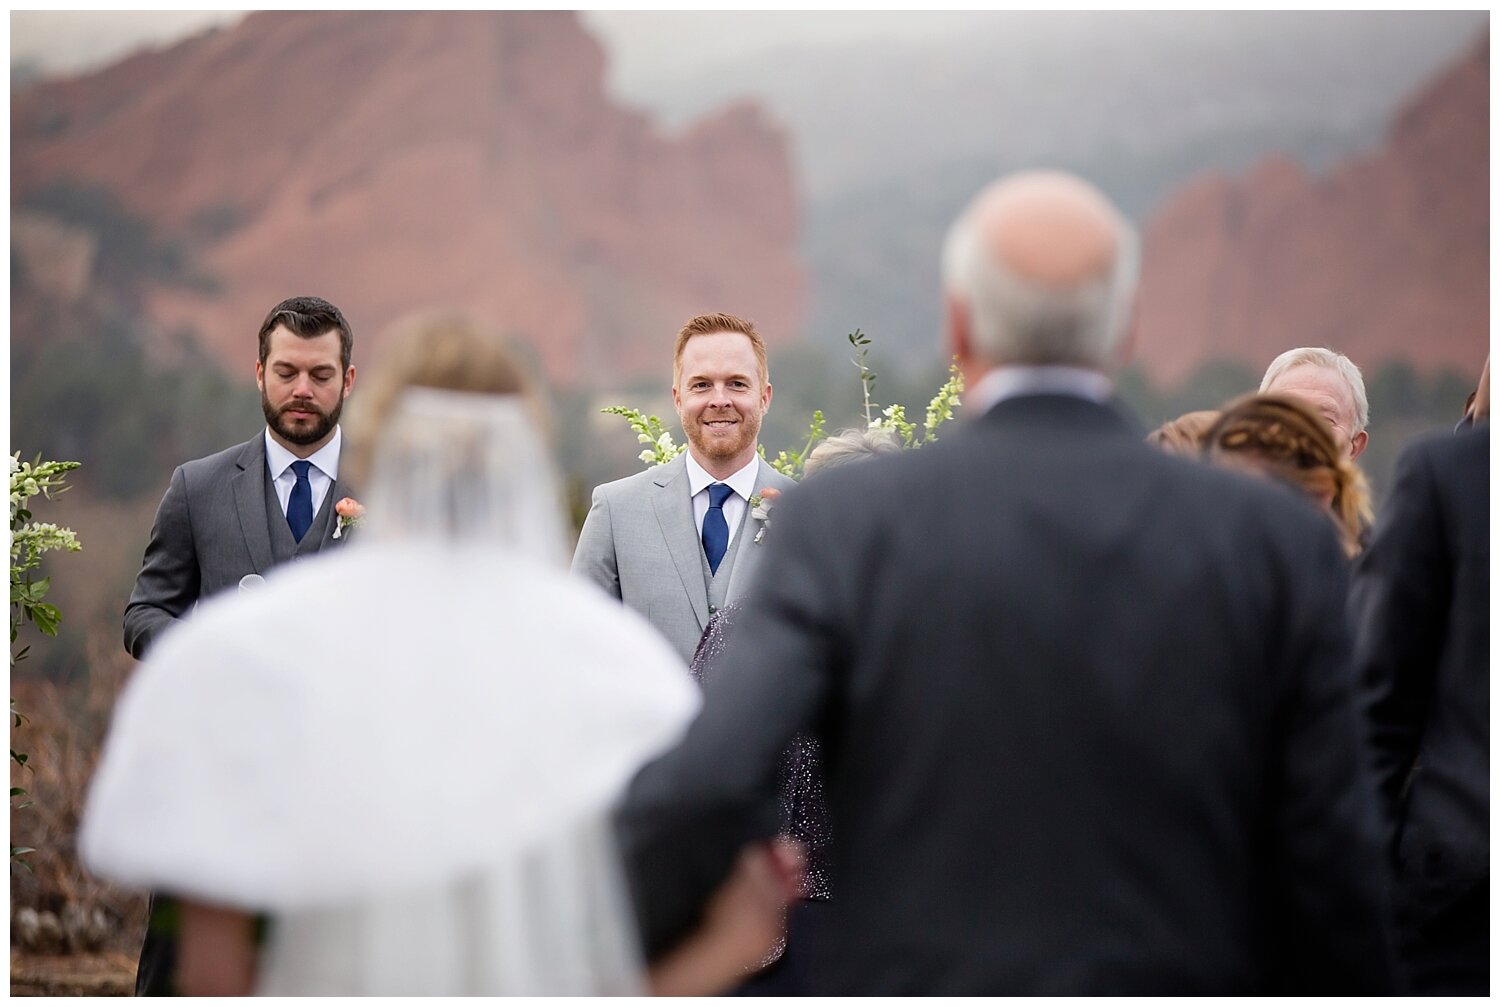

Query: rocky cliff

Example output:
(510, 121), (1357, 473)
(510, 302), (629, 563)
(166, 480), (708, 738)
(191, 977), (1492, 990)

(1132, 36), (1488, 386)
(12, 11), (804, 385)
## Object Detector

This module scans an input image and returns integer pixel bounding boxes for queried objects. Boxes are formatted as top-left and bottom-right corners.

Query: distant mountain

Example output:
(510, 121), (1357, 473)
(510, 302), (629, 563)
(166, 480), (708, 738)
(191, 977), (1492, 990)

(1134, 36), (1489, 385)
(619, 11), (1487, 372)
(11, 11), (804, 386)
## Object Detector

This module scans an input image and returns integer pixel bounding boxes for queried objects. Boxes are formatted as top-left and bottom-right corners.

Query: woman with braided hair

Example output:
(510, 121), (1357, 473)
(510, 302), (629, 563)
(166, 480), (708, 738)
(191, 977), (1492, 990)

(1202, 393), (1373, 558)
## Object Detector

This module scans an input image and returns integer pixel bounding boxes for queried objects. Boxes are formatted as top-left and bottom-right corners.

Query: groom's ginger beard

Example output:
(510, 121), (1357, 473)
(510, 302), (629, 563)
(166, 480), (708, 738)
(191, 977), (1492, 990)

(262, 388), (343, 446)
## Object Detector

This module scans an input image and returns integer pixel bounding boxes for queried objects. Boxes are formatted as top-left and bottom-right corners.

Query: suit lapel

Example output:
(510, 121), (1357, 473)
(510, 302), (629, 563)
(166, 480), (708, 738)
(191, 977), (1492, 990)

(231, 436), (276, 574)
(651, 455), (710, 630)
(725, 459), (785, 603)
(318, 444), (358, 550)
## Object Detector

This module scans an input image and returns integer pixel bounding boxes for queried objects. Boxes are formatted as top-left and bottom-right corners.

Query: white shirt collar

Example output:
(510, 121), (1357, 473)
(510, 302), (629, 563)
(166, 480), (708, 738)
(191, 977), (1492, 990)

(969, 365), (1114, 416)
(264, 426), (342, 480)
(684, 451), (760, 501)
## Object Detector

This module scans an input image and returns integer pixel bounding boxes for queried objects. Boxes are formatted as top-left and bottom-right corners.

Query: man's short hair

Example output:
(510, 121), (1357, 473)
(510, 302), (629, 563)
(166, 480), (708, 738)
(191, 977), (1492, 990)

(672, 312), (768, 389)
(258, 296), (354, 372)
(1258, 347), (1369, 434)
(939, 191), (1139, 369)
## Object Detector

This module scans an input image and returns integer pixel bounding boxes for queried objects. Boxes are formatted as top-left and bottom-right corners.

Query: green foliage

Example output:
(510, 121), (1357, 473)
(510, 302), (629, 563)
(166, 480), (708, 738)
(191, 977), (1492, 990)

(762, 410), (826, 479)
(600, 406), (683, 467)
(10, 454), (81, 862)
(849, 328), (878, 426)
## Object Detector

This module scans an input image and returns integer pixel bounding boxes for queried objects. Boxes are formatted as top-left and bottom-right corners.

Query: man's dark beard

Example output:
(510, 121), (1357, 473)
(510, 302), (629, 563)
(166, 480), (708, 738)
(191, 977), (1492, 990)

(263, 392), (343, 446)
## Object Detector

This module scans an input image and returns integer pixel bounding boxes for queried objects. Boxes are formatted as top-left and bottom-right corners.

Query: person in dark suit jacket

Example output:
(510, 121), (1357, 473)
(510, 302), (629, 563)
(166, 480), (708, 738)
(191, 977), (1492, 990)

(1352, 425), (1489, 994)
(617, 170), (1396, 994)
(122, 295), (359, 993)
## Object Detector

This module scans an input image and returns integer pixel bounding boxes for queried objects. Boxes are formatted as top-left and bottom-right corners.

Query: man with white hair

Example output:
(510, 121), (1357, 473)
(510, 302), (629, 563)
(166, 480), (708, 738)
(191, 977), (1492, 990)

(619, 170), (1394, 993)
(1260, 347), (1370, 459)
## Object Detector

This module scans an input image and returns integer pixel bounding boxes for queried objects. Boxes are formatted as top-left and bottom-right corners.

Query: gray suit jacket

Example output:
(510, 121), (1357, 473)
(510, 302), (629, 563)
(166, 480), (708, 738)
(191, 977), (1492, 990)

(571, 453), (796, 663)
(123, 433), (356, 660)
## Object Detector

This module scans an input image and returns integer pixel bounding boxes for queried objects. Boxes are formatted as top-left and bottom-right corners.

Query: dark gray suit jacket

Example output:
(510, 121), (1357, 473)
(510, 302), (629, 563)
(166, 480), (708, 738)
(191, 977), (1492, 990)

(619, 394), (1395, 994)
(123, 433), (355, 660)
(1351, 425), (1488, 989)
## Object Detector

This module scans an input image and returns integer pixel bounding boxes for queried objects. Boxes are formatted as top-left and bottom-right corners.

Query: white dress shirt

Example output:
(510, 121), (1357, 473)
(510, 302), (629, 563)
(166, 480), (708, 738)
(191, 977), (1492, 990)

(265, 426), (341, 521)
(684, 452), (761, 548)
(968, 365), (1114, 416)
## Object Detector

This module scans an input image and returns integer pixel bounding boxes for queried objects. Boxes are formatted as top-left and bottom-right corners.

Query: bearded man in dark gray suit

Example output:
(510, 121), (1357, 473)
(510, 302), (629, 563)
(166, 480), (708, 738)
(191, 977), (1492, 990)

(618, 172), (1396, 993)
(122, 294), (358, 993)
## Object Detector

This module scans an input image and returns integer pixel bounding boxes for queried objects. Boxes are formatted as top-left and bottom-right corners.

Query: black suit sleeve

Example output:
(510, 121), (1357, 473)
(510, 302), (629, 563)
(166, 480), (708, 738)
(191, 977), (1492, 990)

(123, 465), (199, 660)
(616, 483), (840, 958)
(1349, 442), (1449, 821)
(1266, 517), (1397, 991)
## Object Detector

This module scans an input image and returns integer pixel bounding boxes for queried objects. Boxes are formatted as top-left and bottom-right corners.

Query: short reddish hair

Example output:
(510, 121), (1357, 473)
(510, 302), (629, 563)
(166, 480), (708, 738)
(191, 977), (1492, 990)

(672, 312), (768, 388)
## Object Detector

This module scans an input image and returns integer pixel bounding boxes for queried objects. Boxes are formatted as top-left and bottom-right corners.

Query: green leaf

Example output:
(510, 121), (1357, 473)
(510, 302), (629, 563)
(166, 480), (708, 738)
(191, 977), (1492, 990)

(28, 604), (60, 636)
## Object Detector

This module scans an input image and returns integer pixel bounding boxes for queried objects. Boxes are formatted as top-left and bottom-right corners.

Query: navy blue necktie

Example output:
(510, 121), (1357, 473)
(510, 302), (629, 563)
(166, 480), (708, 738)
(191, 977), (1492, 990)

(287, 460), (314, 543)
(702, 483), (734, 574)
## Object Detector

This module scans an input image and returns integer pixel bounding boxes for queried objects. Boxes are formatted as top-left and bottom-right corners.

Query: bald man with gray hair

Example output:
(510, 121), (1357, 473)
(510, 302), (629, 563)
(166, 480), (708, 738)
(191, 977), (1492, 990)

(619, 171), (1395, 994)
(1260, 346), (1370, 459)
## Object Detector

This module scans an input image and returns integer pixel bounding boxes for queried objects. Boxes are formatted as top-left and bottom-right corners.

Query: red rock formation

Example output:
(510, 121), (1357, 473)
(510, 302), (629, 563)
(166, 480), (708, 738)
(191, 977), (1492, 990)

(1133, 36), (1488, 386)
(12, 11), (805, 385)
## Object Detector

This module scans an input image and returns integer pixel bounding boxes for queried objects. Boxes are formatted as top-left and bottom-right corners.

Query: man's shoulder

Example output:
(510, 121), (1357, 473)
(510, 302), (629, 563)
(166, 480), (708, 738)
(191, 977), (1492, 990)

(177, 435), (263, 481)
(760, 461), (797, 491)
(592, 457), (682, 500)
(1402, 424), (1488, 473)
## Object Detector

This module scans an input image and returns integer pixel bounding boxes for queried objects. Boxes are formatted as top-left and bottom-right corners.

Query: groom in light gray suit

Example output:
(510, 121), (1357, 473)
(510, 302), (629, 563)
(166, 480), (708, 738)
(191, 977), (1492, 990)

(123, 295), (359, 993)
(573, 312), (796, 663)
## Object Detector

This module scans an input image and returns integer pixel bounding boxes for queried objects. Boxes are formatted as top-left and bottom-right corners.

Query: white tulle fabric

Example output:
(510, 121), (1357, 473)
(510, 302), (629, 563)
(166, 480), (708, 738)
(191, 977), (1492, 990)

(80, 391), (698, 994)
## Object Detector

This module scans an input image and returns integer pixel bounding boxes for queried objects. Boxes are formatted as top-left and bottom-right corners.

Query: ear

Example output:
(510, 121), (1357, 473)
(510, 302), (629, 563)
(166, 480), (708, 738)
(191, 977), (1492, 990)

(1112, 296), (1141, 369)
(944, 292), (971, 365)
(760, 379), (772, 413)
(671, 382), (681, 412)
(255, 360), (265, 394)
(1349, 429), (1369, 460)
(342, 364), (356, 398)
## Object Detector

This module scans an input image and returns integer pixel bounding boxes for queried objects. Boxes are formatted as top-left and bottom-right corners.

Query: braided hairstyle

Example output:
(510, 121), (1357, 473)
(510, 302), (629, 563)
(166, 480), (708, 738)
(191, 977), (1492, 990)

(1203, 393), (1371, 557)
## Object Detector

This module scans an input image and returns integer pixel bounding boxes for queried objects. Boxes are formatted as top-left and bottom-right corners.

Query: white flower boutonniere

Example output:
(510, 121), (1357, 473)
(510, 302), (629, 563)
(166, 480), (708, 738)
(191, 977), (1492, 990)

(749, 486), (782, 544)
(333, 497), (365, 539)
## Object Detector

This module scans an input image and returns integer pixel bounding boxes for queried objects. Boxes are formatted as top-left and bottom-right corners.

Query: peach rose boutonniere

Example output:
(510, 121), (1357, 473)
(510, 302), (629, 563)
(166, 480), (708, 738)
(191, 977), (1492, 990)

(332, 497), (365, 539)
(750, 486), (782, 545)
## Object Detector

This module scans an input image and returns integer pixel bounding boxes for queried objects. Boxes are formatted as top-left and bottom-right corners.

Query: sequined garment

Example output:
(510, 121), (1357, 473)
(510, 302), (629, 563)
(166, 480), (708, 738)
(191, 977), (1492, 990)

(688, 604), (834, 901)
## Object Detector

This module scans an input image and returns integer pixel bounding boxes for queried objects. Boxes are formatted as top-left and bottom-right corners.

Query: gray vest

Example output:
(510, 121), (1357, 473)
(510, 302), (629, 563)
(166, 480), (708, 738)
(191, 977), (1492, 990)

(700, 506), (750, 616)
(264, 468), (336, 563)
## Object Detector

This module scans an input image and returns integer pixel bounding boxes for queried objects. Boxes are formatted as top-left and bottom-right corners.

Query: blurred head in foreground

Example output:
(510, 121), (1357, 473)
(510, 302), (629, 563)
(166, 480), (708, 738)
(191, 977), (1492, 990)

(347, 312), (566, 559)
(940, 170), (1138, 384)
(803, 427), (902, 479)
(1203, 393), (1371, 557)
(1147, 410), (1220, 458)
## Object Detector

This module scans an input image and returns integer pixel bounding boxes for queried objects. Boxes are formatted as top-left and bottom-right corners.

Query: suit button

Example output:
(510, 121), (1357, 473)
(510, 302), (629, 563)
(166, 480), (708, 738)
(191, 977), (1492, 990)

(709, 604), (718, 615)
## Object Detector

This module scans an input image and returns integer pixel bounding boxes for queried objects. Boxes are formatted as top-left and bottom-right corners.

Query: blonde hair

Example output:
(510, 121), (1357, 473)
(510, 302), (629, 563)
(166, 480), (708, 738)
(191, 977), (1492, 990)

(1147, 410), (1219, 457)
(346, 311), (542, 485)
(1204, 394), (1371, 558)
(803, 427), (902, 478)
(672, 312), (768, 389)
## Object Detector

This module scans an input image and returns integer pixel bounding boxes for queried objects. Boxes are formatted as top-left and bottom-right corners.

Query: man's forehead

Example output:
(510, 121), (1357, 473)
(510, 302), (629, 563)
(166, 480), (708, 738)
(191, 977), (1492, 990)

(678, 332), (759, 374)
(266, 325), (341, 360)
(1270, 364), (1352, 409)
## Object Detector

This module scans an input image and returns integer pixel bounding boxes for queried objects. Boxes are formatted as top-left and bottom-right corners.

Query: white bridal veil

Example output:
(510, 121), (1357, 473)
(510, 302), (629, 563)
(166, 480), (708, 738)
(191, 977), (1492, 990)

(80, 389), (699, 994)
